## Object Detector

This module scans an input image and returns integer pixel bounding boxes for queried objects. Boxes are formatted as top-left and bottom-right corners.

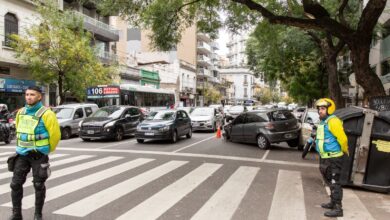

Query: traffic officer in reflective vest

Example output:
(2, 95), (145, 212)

(9, 86), (60, 220)
(315, 98), (349, 217)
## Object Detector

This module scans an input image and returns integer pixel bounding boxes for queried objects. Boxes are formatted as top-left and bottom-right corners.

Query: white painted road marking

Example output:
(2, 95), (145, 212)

(2, 158), (154, 209)
(268, 170), (306, 220)
(0, 155), (92, 180)
(54, 160), (188, 217)
(116, 163), (222, 220)
(173, 135), (215, 153)
(0, 156), (122, 195)
(191, 166), (259, 220)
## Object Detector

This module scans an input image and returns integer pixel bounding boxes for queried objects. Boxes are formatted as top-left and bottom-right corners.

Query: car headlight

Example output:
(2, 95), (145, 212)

(205, 120), (212, 125)
(78, 120), (83, 128)
(104, 121), (115, 128)
(159, 125), (170, 132)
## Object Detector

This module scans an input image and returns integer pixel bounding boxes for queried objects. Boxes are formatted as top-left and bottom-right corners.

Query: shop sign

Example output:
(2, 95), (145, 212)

(0, 77), (38, 93)
(87, 85), (120, 99)
(369, 96), (390, 112)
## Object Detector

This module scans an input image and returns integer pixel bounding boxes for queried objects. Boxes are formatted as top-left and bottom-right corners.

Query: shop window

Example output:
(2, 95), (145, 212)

(0, 66), (10, 75)
(4, 13), (18, 47)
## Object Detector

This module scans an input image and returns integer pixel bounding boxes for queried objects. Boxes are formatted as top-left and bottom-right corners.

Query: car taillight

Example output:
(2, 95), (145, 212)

(265, 122), (274, 130)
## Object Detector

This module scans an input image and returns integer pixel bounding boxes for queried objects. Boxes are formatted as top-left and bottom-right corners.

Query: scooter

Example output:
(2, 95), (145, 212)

(0, 118), (16, 144)
(302, 125), (317, 159)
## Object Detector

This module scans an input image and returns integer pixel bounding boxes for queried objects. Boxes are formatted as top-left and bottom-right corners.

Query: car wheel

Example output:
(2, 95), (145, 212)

(186, 128), (192, 138)
(257, 134), (270, 150)
(287, 138), (299, 148)
(5, 135), (11, 144)
(114, 127), (124, 141)
(171, 130), (178, 143)
(137, 139), (144, 143)
(81, 138), (91, 142)
(224, 131), (231, 141)
(61, 127), (71, 140)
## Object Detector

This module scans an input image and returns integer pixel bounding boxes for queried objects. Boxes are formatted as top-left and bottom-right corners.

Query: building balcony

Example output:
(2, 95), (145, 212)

(197, 68), (212, 78)
(197, 55), (212, 67)
(197, 32), (211, 42)
(197, 41), (212, 54)
(96, 50), (118, 64)
(120, 66), (141, 81)
(72, 11), (119, 42)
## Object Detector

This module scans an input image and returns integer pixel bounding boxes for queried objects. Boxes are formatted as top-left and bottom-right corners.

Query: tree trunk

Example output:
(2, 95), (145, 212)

(324, 55), (345, 108)
(349, 42), (385, 99)
(58, 73), (64, 105)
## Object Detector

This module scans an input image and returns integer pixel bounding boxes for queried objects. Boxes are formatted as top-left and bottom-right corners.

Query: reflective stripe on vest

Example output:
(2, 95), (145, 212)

(316, 115), (344, 159)
(16, 106), (49, 148)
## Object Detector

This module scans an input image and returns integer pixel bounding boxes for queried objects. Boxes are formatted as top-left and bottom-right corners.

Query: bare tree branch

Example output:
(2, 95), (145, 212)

(357, 0), (386, 39)
(338, 0), (349, 26)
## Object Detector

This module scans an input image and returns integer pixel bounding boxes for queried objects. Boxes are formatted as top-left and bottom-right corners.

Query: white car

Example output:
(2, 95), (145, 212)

(298, 108), (320, 148)
(190, 107), (223, 131)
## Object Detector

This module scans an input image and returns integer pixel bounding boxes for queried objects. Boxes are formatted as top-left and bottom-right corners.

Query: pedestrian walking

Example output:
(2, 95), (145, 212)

(315, 98), (349, 217)
(7, 86), (60, 220)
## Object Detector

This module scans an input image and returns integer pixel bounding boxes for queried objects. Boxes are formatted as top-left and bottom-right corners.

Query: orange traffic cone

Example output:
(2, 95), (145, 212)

(216, 126), (222, 139)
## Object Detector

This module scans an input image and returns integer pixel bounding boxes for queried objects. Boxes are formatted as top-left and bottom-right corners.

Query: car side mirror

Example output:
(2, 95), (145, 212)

(73, 114), (81, 119)
(307, 117), (314, 125)
(125, 114), (131, 118)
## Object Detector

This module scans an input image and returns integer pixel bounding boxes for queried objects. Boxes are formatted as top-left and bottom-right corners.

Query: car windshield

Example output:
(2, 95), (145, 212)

(177, 107), (193, 114)
(152, 111), (176, 120)
(229, 106), (244, 111)
(145, 111), (158, 120)
(191, 108), (213, 116)
(91, 107), (123, 119)
(53, 108), (73, 119)
(307, 111), (320, 124)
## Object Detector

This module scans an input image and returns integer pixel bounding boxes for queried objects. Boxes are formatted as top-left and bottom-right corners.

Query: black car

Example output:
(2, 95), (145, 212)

(223, 109), (301, 149)
(79, 106), (143, 141)
(135, 110), (192, 143)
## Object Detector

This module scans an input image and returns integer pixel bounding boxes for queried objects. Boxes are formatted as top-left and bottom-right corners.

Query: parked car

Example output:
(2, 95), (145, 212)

(298, 108), (320, 148)
(223, 109), (301, 149)
(225, 105), (246, 122)
(135, 109), (192, 143)
(53, 103), (99, 140)
(190, 107), (224, 131)
(293, 107), (307, 119)
(79, 106), (143, 141)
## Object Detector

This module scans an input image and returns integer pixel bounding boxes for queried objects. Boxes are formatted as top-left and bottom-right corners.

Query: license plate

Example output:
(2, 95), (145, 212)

(145, 132), (154, 136)
(87, 130), (94, 134)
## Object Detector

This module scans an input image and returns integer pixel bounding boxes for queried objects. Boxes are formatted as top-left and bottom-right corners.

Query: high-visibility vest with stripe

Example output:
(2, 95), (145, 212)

(16, 106), (50, 148)
(316, 115), (344, 159)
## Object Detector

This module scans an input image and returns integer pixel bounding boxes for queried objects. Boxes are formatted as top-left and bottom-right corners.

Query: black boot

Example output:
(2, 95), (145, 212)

(324, 204), (343, 217)
(8, 208), (23, 220)
(33, 213), (42, 220)
(321, 201), (335, 209)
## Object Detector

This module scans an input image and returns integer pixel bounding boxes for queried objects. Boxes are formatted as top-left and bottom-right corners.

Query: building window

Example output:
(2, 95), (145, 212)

(244, 88), (248, 97)
(4, 13), (18, 47)
(244, 75), (248, 84)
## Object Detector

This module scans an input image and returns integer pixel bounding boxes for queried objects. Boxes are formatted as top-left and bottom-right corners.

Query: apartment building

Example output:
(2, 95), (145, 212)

(0, 0), (119, 109)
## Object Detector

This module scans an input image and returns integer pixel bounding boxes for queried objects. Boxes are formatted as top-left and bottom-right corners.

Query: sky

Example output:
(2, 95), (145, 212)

(216, 28), (229, 56)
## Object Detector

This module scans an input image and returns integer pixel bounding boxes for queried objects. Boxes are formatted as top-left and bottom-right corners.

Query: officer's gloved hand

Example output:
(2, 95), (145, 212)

(307, 137), (313, 144)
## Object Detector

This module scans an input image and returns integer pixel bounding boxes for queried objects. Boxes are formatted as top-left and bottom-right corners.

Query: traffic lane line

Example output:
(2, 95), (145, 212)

(97, 140), (137, 149)
(173, 135), (215, 153)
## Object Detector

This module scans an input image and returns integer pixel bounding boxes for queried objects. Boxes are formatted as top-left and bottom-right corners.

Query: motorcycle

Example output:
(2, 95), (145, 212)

(0, 118), (16, 144)
(301, 125), (317, 159)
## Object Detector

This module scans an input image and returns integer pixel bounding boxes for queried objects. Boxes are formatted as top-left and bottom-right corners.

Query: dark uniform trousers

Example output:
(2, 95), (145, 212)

(10, 152), (50, 213)
(319, 156), (343, 205)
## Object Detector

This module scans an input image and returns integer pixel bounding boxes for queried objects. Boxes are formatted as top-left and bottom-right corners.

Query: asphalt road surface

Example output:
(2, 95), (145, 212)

(0, 132), (389, 220)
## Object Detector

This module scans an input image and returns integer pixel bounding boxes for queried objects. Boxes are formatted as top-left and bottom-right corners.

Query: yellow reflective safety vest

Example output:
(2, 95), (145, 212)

(16, 106), (50, 148)
(316, 115), (344, 159)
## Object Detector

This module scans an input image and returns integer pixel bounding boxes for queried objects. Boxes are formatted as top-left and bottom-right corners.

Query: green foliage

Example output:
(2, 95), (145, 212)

(204, 87), (222, 104)
(11, 0), (115, 103)
(247, 21), (326, 104)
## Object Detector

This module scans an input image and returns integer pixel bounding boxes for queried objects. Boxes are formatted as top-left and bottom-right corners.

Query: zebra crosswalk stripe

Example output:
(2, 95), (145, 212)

(0, 155), (92, 180)
(0, 156), (122, 195)
(191, 166), (260, 220)
(268, 170), (306, 220)
(115, 163), (222, 220)
(1, 158), (155, 209)
(0, 152), (13, 156)
(53, 160), (188, 217)
(0, 154), (68, 169)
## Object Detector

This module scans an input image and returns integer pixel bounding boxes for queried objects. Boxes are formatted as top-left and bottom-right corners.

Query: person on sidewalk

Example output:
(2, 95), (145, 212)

(315, 98), (349, 217)
(8, 86), (60, 220)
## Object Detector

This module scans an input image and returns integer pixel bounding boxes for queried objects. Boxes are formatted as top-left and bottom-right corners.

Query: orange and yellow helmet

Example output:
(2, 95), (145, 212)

(315, 98), (336, 115)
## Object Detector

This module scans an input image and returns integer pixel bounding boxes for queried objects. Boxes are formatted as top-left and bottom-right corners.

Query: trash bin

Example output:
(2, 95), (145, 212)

(334, 107), (390, 193)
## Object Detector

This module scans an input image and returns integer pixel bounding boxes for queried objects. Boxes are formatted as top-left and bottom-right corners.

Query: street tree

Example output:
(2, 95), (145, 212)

(11, 1), (115, 104)
(96, 0), (387, 100)
(204, 87), (222, 105)
(247, 24), (327, 105)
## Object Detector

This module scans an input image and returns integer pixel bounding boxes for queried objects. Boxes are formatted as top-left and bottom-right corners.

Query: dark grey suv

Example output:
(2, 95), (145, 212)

(223, 109), (301, 149)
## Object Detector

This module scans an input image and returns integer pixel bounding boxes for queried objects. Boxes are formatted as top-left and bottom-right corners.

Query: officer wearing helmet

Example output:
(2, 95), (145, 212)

(315, 98), (349, 217)
(0, 103), (10, 120)
(0, 104), (11, 139)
